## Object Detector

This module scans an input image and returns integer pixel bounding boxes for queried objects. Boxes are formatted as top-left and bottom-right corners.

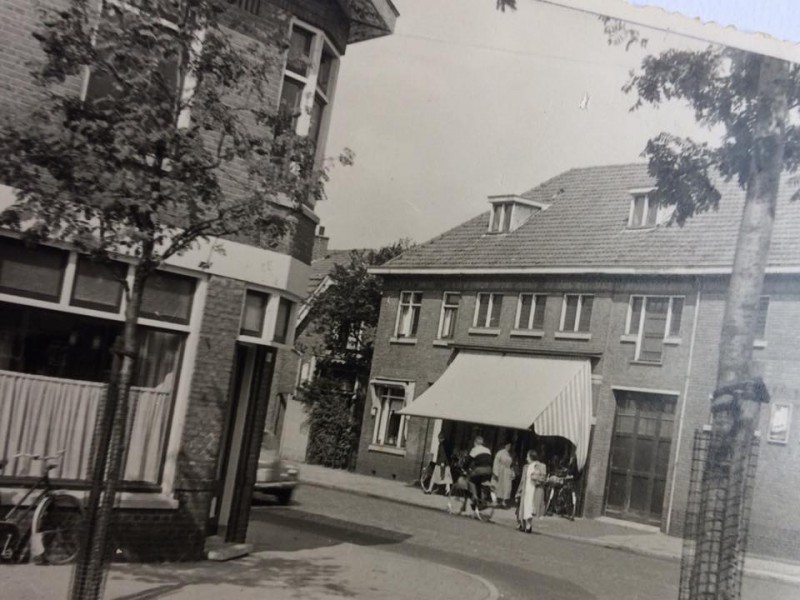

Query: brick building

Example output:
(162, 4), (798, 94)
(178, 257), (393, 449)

(356, 164), (800, 561)
(0, 0), (397, 560)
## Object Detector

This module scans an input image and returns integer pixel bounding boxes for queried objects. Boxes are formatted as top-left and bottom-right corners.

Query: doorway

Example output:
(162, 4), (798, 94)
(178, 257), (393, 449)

(210, 343), (275, 541)
(604, 390), (677, 525)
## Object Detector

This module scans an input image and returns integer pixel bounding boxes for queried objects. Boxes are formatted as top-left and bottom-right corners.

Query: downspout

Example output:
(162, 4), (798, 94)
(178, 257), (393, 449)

(665, 278), (702, 534)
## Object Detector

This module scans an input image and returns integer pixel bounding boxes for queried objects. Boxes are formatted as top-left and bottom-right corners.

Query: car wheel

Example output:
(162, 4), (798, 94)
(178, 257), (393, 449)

(275, 489), (293, 505)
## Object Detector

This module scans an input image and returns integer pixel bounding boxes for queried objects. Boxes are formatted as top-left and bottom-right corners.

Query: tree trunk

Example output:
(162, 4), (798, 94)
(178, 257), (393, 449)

(70, 257), (149, 600)
(693, 55), (788, 600)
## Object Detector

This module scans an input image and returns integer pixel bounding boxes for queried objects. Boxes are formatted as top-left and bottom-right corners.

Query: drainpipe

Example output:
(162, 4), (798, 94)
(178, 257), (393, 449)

(665, 278), (702, 534)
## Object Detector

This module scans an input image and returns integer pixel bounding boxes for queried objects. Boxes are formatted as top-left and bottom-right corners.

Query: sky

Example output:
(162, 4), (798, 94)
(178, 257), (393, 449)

(317, 0), (800, 250)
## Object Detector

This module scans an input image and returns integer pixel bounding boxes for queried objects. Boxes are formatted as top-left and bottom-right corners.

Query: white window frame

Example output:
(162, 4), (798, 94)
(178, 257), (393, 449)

(473, 292), (503, 328)
(488, 203), (514, 233)
(514, 293), (545, 330)
(236, 287), (299, 348)
(394, 291), (422, 339)
(82, 0), (201, 130)
(369, 380), (416, 451)
(767, 402), (792, 445)
(559, 294), (593, 333)
(279, 19), (341, 158)
(625, 295), (685, 362)
(627, 191), (674, 229)
(436, 292), (460, 340)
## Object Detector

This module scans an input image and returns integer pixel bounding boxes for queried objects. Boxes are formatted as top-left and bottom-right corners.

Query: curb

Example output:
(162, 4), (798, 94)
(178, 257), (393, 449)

(436, 562), (500, 600)
(301, 480), (800, 587)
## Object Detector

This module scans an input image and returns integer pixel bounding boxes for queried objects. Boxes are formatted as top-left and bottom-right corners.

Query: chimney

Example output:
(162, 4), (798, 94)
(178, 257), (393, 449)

(312, 226), (329, 261)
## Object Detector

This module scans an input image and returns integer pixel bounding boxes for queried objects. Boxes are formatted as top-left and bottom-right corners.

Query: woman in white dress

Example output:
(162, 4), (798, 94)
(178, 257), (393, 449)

(516, 449), (547, 533)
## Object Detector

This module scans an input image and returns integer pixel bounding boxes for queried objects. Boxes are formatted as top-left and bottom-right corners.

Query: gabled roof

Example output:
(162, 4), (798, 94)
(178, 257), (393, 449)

(373, 163), (800, 275)
(306, 250), (354, 298)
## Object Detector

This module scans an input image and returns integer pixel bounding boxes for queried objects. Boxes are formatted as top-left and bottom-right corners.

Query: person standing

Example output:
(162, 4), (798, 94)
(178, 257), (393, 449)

(516, 449), (547, 533)
(425, 432), (453, 494)
(492, 440), (515, 508)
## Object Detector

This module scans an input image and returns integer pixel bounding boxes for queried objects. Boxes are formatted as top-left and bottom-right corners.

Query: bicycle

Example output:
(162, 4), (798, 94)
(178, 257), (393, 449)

(0, 452), (84, 564)
(545, 474), (576, 521)
(446, 468), (496, 522)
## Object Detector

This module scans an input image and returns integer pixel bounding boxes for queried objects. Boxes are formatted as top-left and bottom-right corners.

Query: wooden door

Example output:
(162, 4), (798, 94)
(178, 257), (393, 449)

(605, 391), (676, 524)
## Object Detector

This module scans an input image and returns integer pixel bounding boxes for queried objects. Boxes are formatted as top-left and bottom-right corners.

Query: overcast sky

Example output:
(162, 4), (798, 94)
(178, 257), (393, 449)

(317, 0), (799, 250)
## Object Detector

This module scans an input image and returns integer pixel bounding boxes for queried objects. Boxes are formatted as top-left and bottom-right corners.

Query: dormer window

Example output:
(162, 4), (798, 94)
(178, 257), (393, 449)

(487, 195), (549, 234)
(628, 189), (673, 228)
(490, 203), (513, 233)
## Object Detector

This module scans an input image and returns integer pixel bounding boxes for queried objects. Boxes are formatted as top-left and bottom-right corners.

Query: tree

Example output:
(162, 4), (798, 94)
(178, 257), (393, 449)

(0, 1), (343, 598)
(298, 241), (411, 468)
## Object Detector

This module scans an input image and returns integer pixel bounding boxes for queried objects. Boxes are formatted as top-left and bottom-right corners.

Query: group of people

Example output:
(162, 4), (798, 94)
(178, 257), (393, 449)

(424, 433), (549, 532)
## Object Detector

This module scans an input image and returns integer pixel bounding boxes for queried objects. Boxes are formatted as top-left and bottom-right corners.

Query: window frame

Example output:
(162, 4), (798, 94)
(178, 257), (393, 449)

(473, 292), (504, 329)
(755, 295), (770, 342)
(625, 295), (685, 363)
(436, 291), (461, 340)
(559, 294), (594, 333)
(369, 380), (415, 451)
(767, 401), (792, 445)
(394, 291), (423, 339)
(627, 191), (673, 229)
(514, 293), (546, 331)
(279, 19), (341, 158)
(488, 202), (514, 233)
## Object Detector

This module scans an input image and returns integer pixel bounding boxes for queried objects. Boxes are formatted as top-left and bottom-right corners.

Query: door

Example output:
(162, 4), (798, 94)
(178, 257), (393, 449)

(605, 390), (676, 524)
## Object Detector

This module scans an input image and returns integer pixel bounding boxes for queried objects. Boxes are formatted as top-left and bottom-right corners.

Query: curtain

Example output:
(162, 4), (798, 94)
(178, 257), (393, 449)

(0, 369), (174, 484)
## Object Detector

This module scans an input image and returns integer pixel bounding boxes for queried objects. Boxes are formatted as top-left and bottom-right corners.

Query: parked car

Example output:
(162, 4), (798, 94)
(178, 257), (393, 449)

(254, 447), (299, 505)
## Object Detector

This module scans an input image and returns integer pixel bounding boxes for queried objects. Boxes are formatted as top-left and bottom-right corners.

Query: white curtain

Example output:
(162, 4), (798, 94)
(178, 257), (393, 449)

(0, 369), (172, 483)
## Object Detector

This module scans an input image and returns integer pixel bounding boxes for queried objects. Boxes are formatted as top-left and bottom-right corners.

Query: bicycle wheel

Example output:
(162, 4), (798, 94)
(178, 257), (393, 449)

(36, 493), (83, 565)
(474, 486), (495, 522)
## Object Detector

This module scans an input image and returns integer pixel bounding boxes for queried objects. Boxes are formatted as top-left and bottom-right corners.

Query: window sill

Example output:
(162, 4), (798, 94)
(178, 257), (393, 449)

(389, 337), (417, 345)
(630, 360), (663, 367)
(620, 334), (637, 344)
(468, 327), (501, 336)
(754, 340), (767, 349)
(510, 329), (544, 338)
(0, 487), (179, 510)
(432, 339), (451, 347)
(555, 331), (592, 341)
(368, 444), (407, 456)
(663, 337), (681, 346)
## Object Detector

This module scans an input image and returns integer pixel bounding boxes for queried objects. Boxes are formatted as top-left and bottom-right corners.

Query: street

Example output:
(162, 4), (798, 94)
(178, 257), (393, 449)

(250, 486), (799, 600)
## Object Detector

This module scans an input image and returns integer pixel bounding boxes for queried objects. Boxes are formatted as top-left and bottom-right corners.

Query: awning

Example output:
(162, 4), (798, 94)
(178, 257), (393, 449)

(398, 350), (593, 470)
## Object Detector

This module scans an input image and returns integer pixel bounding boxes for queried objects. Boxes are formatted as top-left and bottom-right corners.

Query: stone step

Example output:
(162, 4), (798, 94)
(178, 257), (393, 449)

(204, 535), (252, 561)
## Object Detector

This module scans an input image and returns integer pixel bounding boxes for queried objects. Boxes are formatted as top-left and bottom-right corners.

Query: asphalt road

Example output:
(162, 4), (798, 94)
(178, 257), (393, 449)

(249, 486), (799, 600)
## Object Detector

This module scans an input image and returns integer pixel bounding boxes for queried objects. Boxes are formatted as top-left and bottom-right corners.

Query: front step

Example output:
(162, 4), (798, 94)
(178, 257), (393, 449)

(204, 535), (252, 561)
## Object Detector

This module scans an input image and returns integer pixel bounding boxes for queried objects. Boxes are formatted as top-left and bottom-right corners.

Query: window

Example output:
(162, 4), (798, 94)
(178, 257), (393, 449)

(628, 193), (659, 228)
(755, 296), (770, 340)
(626, 295), (685, 363)
(273, 297), (294, 343)
(395, 291), (422, 338)
(140, 270), (196, 324)
(767, 402), (792, 444)
(0, 238), (67, 301)
(560, 294), (593, 333)
(515, 293), (546, 330)
(240, 290), (270, 336)
(474, 293), (503, 328)
(279, 22), (340, 150)
(437, 292), (460, 339)
(489, 203), (513, 233)
(372, 385), (407, 448)
(84, 1), (182, 109)
(70, 257), (126, 312)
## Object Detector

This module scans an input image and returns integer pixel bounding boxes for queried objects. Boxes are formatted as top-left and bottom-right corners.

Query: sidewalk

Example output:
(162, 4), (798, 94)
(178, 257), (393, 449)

(5, 542), (497, 600)
(300, 463), (800, 587)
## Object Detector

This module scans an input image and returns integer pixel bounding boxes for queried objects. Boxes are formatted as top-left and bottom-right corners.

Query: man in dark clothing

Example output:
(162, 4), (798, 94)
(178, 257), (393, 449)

(466, 436), (494, 513)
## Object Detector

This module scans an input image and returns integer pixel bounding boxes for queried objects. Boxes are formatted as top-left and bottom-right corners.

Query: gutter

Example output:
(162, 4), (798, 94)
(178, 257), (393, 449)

(369, 265), (800, 276)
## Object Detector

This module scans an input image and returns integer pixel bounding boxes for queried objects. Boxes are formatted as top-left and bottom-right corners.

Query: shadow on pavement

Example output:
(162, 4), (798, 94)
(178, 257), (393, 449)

(248, 508), (411, 552)
(110, 555), (355, 599)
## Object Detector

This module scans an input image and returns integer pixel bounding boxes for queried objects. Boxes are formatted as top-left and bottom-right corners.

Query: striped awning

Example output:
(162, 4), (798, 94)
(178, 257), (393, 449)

(398, 350), (593, 470)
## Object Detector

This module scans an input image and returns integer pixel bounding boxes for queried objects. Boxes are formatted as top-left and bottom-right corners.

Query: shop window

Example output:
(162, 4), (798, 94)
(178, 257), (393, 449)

(437, 292), (460, 340)
(240, 290), (270, 336)
(70, 256), (127, 312)
(394, 291), (422, 339)
(560, 294), (593, 333)
(273, 297), (294, 343)
(0, 238), (67, 302)
(140, 270), (195, 324)
(0, 302), (184, 484)
(372, 384), (407, 448)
